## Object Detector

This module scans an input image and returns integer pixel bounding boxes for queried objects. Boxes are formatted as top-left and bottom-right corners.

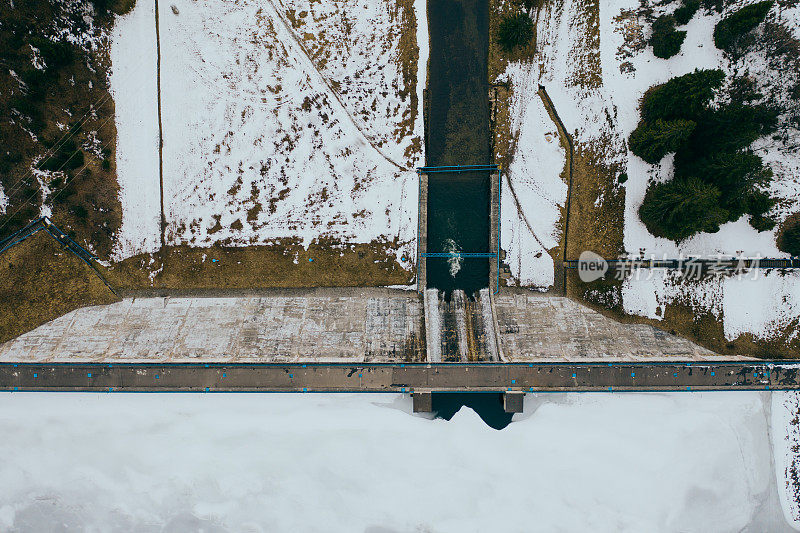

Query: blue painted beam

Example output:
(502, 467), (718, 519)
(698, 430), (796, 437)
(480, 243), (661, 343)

(422, 252), (497, 258)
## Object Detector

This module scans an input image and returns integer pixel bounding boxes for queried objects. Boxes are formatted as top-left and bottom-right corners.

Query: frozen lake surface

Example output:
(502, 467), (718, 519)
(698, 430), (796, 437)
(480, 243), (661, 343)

(0, 392), (796, 532)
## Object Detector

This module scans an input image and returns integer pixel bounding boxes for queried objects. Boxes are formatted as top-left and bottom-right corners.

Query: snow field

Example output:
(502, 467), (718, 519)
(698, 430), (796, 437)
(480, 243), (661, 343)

(158, 0), (419, 262)
(609, 0), (800, 342)
(499, 64), (568, 288)
(506, 0), (800, 342)
(108, 0), (160, 260)
(0, 391), (791, 531)
(605, 0), (800, 341)
(622, 269), (800, 342)
(110, 0), (425, 266)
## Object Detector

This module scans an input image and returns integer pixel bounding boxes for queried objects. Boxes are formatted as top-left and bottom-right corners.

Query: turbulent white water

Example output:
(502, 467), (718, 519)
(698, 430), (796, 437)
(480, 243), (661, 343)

(0, 392), (793, 532)
(444, 238), (462, 277)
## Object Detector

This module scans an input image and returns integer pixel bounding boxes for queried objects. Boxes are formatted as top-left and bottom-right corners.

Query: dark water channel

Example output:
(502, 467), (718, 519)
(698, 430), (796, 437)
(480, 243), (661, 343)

(432, 392), (513, 430)
(425, 0), (491, 296)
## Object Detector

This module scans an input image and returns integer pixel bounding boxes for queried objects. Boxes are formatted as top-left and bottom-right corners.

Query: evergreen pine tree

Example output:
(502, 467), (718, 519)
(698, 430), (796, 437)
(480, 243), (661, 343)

(698, 151), (771, 192)
(629, 119), (696, 164)
(673, 150), (773, 219)
(743, 190), (776, 232)
(779, 222), (800, 256)
(496, 13), (534, 52)
(674, 0), (700, 25)
(641, 69), (725, 122)
(651, 15), (687, 58)
(701, 103), (778, 153)
(639, 177), (729, 241)
(714, 1), (773, 51)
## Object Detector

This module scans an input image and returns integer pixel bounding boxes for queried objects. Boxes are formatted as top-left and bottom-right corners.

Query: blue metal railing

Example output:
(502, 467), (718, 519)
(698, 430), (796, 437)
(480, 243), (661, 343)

(0, 218), (48, 255)
(422, 252), (497, 258)
(416, 164), (499, 174)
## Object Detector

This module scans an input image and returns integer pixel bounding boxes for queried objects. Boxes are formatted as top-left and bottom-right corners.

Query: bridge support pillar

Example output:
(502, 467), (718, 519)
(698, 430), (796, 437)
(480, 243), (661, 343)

(503, 391), (525, 413)
(412, 391), (433, 413)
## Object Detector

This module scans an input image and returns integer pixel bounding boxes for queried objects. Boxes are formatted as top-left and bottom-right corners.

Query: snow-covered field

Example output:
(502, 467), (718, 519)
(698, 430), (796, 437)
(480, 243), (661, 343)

(500, 0), (800, 342)
(109, 0), (160, 259)
(603, 0), (800, 343)
(0, 392), (794, 531)
(110, 0), (426, 264)
(603, 0), (800, 254)
(500, 64), (567, 288)
(496, 0), (619, 290)
(775, 391), (800, 529)
(623, 269), (800, 342)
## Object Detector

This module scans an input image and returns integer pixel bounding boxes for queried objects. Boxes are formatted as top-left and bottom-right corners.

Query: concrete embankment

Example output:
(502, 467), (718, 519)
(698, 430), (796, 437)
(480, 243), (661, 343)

(0, 288), (425, 363)
(424, 288), (501, 361)
(0, 288), (747, 364)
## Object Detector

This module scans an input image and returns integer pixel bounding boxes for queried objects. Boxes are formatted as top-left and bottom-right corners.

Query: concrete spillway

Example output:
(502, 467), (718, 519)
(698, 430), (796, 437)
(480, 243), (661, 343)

(422, 288), (502, 361)
(424, 289), (443, 363)
(452, 290), (470, 362)
(479, 288), (501, 361)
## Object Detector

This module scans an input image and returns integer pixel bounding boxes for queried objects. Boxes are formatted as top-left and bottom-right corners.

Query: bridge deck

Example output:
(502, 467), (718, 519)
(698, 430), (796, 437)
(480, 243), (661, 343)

(2, 362), (796, 392)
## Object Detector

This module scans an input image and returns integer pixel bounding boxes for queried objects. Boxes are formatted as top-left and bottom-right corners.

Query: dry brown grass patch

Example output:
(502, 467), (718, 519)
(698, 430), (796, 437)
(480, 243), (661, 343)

(0, 231), (119, 343)
(107, 240), (414, 290)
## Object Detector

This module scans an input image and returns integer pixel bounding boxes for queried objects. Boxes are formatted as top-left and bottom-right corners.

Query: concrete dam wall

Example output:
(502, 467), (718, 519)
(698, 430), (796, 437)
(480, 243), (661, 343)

(0, 288), (735, 363)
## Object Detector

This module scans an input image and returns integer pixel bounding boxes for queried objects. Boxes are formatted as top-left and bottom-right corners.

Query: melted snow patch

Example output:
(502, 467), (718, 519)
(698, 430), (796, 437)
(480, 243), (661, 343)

(0, 181), (7, 215)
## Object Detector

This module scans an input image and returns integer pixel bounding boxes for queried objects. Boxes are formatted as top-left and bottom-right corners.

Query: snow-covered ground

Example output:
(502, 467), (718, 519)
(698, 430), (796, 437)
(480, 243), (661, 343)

(496, 0), (619, 290)
(622, 269), (800, 342)
(774, 391), (800, 530)
(0, 392), (794, 531)
(501, 0), (800, 343)
(500, 64), (567, 288)
(603, 0), (800, 342)
(110, 0), (425, 265)
(603, 0), (800, 257)
(109, 0), (161, 259)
